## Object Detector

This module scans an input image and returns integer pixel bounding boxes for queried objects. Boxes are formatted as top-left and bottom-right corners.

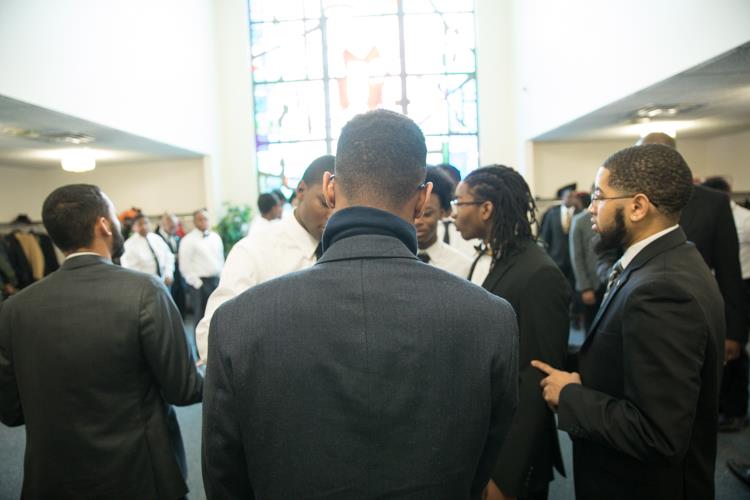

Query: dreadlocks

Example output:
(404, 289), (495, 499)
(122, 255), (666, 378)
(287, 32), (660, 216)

(463, 165), (538, 259)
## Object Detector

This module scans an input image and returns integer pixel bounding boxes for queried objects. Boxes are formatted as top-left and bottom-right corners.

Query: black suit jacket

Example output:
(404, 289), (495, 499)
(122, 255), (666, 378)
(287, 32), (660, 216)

(558, 228), (725, 500)
(0, 255), (203, 500)
(483, 240), (570, 496)
(540, 205), (573, 279)
(680, 184), (747, 343)
(202, 233), (519, 500)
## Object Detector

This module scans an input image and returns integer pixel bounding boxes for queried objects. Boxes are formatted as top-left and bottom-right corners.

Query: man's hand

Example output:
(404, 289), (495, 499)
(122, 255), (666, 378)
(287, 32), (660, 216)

(725, 339), (744, 363)
(581, 289), (596, 306)
(164, 276), (174, 287)
(484, 479), (516, 500)
(531, 360), (581, 409)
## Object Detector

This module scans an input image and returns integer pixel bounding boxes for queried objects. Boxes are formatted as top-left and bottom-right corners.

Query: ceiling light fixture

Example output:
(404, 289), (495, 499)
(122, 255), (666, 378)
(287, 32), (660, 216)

(60, 148), (96, 173)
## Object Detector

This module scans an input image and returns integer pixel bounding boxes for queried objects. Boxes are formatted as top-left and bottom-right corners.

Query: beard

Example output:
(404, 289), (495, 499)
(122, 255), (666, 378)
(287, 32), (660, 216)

(594, 207), (627, 254)
(111, 225), (125, 259)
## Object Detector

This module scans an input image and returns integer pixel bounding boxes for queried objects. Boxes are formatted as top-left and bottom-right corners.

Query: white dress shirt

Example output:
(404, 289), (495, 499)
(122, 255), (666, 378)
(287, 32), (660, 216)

(178, 229), (224, 290)
(469, 252), (493, 286)
(196, 211), (318, 360)
(121, 232), (175, 280)
(419, 240), (472, 278)
(732, 201), (750, 279)
(248, 214), (278, 237)
(618, 225), (679, 271)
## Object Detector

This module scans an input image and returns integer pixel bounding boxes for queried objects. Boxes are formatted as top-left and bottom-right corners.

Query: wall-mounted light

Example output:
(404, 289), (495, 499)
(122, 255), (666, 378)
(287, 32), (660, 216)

(60, 148), (96, 172)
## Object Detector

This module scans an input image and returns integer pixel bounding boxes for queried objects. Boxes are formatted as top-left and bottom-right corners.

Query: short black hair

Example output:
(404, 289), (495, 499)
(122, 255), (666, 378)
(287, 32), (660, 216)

(425, 166), (455, 212)
(257, 193), (278, 215)
(463, 165), (538, 258)
(271, 189), (287, 204)
(335, 109), (427, 207)
(436, 163), (461, 185)
(603, 144), (693, 218)
(133, 212), (146, 223)
(192, 208), (207, 219)
(301, 155), (335, 186)
(42, 184), (111, 253)
(702, 176), (731, 194)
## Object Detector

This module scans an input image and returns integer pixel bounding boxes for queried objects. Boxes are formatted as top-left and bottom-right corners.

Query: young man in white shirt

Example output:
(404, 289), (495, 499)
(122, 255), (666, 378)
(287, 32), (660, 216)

(195, 155), (334, 362)
(121, 213), (175, 285)
(248, 192), (283, 236)
(178, 209), (224, 348)
(414, 167), (471, 278)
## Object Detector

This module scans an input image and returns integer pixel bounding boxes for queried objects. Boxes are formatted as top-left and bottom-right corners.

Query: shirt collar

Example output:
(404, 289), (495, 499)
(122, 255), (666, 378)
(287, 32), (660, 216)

(619, 224), (679, 270)
(65, 251), (105, 261)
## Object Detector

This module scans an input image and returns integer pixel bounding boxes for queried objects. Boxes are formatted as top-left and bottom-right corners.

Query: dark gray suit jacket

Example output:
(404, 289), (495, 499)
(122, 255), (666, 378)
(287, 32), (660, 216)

(558, 228), (725, 500)
(203, 233), (519, 500)
(0, 255), (203, 500)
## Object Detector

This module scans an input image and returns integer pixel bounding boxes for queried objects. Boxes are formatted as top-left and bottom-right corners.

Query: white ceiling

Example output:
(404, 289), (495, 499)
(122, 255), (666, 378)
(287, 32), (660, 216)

(535, 41), (750, 142)
(0, 95), (202, 169)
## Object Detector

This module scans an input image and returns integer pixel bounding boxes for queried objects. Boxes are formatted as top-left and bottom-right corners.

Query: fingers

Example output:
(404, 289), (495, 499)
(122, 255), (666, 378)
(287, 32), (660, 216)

(530, 359), (555, 375)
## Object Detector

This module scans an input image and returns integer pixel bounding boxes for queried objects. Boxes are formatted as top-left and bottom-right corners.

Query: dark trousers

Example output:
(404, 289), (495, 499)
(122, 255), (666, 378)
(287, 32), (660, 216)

(521, 485), (549, 500)
(719, 278), (750, 418)
(188, 276), (219, 353)
(170, 265), (186, 317)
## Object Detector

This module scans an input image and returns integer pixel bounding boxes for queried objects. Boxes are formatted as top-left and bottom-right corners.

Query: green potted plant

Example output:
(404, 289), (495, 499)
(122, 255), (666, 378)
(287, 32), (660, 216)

(215, 203), (252, 256)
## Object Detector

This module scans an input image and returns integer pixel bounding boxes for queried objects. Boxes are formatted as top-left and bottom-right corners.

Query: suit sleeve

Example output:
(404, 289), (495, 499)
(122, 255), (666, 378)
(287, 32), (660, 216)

(139, 278), (203, 405)
(196, 239), (259, 361)
(492, 266), (570, 496)
(202, 308), (254, 499)
(557, 280), (711, 464)
(570, 217), (594, 292)
(472, 300), (519, 498)
(0, 301), (24, 426)
(712, 198), (747, 344)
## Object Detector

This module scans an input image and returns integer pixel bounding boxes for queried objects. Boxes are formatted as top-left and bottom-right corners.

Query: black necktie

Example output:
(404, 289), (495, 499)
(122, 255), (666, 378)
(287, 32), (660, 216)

(442, 220), (451, 244)
(417, 252), (431, 263)
(145, 238), (162, 277)
(314, 242), (323, 260)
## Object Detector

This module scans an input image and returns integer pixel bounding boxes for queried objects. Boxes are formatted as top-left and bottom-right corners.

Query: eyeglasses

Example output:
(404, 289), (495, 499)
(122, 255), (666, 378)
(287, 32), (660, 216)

(450, 199), (485, 207)
(591, 192), (635, 203)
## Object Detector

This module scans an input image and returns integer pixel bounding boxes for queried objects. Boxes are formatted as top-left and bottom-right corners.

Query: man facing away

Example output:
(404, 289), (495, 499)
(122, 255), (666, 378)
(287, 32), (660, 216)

(121, 212), (175, 285)
(195, 155), (334, 362)
(414, 166), (471, 277)
(202, 109), (519, 499)
(179, 208), (224, 344)
(533, 145), (725, 500)
(0, 184), (203, 499)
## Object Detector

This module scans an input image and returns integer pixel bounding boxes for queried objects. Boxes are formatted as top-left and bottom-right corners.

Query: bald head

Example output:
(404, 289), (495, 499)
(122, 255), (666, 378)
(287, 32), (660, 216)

(638, 132), (676, 149)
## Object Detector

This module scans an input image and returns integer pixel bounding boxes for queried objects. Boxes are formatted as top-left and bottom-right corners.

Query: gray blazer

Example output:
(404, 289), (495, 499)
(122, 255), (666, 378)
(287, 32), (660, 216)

(0, 255), (203, 500)
(569, 210), (600, 292)
(203, 233), (519, 500)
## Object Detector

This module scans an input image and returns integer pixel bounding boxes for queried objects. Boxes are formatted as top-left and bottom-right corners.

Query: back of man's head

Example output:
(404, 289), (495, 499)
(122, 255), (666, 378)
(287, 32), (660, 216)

(425, 166), (454, 213)
(42, 184), (110, 253)
(301, 155), (335, 188)
(702, 176), (731, 194)
(335, 109), (427, 208)
(258, 193), (279, 215)
(638, 132), (676, 149)
(436, 163), (461, 186)
(604, 144), (693, 220)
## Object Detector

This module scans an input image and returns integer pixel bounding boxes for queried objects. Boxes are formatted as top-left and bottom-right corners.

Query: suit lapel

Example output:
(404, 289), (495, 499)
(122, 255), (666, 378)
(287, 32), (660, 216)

(481, 245), (524, 292)
(582, 227), (687, 349)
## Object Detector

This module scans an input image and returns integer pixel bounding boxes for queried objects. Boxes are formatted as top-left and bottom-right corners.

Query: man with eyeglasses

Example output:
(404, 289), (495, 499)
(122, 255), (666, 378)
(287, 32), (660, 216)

(532, 144), (725, 500)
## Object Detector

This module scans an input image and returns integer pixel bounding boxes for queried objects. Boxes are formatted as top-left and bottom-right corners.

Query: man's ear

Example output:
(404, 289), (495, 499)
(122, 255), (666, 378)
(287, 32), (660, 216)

(97, 216), (113, 237)
(479, 200), (494, 222)
(413, 182), (433, 219)
(323, 172), (335, 209)
(630, 193), (650, 222)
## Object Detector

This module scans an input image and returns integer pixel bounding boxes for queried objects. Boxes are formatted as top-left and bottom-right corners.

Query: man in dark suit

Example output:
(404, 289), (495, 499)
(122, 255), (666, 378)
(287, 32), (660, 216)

(533, 145), (725, 500)
(639, 132), (748, 431)
(202, 109), (519, 500)
(539, 183), (578, 284)
(0, 184), (203, 500)
(453, 165), (570, 500)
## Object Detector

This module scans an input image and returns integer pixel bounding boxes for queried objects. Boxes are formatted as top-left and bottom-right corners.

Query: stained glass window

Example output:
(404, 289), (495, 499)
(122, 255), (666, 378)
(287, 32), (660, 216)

(250, 0), (479, 191)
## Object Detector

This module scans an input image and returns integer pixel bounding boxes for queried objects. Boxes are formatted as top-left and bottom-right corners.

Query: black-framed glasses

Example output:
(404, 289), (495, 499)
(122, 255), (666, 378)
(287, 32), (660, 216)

(591, 192), (635, 203)
(450, 199), (485, 207)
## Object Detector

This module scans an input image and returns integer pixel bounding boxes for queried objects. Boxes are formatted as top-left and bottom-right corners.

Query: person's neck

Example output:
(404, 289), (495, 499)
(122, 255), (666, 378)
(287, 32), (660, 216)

(418, 233), (438, 250)
(66, 244), (111, 261)
(262, 213), (274, 221)
(624, 219), (675, 250)
(292, 207), (316, 238)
